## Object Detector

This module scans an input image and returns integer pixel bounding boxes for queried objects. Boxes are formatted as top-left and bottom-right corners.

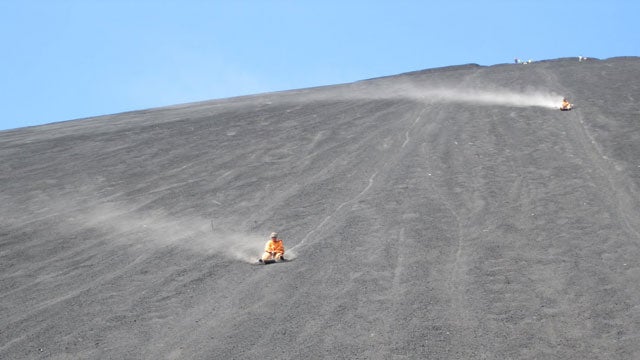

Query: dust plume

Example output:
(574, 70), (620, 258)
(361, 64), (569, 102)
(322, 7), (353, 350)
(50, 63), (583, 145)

(61, 202), (269, 263)
(413, 87), (563, 109)
(302, 81), (564, 109)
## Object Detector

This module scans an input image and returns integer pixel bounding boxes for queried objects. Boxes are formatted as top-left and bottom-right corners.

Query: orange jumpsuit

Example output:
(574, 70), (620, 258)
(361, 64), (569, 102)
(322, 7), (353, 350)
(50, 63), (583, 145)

(262, 238), (285, 261)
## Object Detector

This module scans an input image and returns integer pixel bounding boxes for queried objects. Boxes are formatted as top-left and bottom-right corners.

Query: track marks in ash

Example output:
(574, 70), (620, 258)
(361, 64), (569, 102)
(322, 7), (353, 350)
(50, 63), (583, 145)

(290, 171), (378, 252)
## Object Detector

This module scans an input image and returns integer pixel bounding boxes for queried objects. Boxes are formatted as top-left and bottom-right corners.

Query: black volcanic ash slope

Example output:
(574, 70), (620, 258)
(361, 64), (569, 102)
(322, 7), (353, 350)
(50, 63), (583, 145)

(1, 57), (640, 359)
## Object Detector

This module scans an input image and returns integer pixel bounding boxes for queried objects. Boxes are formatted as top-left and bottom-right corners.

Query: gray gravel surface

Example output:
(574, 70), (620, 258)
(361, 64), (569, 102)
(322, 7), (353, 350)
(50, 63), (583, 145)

(1, 57), (640, 359)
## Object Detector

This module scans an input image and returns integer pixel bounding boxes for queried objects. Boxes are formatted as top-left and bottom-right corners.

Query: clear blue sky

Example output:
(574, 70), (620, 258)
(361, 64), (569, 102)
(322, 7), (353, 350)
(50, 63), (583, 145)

(1, 0), (638, 131)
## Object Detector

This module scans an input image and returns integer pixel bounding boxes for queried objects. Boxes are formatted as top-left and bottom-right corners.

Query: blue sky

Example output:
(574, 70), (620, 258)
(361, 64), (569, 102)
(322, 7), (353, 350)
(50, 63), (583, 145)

(1, 0), (638, 131)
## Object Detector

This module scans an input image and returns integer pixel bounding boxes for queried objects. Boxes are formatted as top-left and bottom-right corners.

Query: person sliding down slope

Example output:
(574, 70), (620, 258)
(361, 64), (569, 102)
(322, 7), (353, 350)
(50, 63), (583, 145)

(560, 98), (573, 111)
(258, 232), (286, 263)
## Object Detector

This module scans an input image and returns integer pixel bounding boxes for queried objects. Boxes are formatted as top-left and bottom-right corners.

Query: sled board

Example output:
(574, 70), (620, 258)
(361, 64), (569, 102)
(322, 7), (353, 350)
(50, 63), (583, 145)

(255, 258), (290, 265)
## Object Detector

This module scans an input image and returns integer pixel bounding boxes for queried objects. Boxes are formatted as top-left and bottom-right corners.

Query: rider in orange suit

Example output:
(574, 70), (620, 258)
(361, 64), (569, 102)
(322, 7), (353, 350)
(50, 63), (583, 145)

(260, 232), (285, 262)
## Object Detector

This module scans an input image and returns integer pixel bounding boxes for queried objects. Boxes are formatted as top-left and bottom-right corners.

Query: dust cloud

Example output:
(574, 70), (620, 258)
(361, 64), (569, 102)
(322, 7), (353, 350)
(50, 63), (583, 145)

(413, 88), (563, 109)
(306, 81), (564, 109)
(63, 202), (268, 263)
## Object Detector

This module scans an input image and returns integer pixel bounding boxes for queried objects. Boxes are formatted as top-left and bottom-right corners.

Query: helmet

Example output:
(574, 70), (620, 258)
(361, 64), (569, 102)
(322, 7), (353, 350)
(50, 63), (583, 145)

(270, 232), (278, 238)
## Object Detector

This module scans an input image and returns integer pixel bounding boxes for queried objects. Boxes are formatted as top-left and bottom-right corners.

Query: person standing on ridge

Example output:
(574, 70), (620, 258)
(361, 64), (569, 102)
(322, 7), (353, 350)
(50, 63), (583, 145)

(259, 232), (286, 263)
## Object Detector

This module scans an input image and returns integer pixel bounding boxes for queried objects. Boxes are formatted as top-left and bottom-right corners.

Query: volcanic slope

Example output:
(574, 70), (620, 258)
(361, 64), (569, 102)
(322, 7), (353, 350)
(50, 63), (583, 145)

(2, 57), (640, 359)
